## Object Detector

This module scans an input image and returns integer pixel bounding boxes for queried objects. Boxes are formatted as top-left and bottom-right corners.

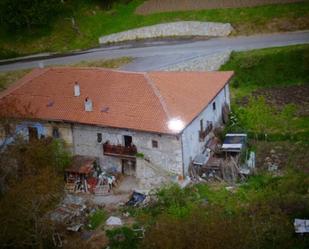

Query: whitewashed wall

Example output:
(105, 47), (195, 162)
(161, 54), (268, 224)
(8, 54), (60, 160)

(181, 84), (230, 174)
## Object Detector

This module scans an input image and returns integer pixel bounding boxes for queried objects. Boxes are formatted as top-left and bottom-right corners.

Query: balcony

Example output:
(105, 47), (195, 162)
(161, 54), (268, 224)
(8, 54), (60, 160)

(103, 142), (137, 158)
(199, 122), (213, 141)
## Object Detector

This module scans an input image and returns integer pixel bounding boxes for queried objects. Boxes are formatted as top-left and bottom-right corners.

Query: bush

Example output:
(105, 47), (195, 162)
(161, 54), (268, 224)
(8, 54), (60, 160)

(88, 209), (107, 230)
(137, 171), (309, 249)
(0, 0), (63, 31)
(106, 227), (140, 249)
(141, 203), (301, 249)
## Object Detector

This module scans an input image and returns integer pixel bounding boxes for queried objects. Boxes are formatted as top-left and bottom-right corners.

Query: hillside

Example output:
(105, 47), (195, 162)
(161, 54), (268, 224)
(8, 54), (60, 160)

(0, 0), (308, 59)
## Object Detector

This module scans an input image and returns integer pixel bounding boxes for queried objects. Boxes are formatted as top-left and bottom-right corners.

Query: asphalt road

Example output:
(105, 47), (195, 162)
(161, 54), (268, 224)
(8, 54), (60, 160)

(0, 31), (308, 72)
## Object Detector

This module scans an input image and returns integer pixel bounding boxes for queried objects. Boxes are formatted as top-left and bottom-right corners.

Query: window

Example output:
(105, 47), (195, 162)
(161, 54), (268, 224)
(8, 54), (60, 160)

(52, 127), (60, 138)
(200, 119), (204, 131)
(212, 102), (216, 111)
(124, 135), (132, 147)
(97, 133), (102, 143)
(152, 140), (158, 148)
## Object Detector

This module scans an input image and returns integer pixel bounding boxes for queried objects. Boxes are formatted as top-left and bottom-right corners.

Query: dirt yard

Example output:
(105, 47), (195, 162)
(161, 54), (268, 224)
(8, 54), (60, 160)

(136, 0), (304, 14)
(239, 85), (309, 116)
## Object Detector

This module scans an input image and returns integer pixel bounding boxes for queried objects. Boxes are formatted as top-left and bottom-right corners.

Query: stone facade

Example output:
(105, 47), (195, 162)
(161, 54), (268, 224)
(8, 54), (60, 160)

(72, 124), (183, 176)
(99, 21), (233, 44)
(44, 122), (73, 147)
(7, 84), (230, 183)
(69, 83), (230, 178)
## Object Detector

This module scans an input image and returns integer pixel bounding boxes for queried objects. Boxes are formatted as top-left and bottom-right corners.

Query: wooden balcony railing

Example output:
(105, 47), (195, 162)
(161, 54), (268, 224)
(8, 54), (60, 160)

(199, 122), (213, 141)
(103, 142), (137, 158)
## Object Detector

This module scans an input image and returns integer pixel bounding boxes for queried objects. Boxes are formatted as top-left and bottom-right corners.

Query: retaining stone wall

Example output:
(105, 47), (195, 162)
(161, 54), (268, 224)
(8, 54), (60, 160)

(99, 21), (233, 44)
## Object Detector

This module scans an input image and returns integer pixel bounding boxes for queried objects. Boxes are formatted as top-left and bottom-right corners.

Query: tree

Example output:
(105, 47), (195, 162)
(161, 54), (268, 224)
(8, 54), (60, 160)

(0, 93), (71, 248)
(0, 97), (37, 193)
(0, 0), (63, 31)
(0, 138), (71, 248)
(0, 168), (63, 249)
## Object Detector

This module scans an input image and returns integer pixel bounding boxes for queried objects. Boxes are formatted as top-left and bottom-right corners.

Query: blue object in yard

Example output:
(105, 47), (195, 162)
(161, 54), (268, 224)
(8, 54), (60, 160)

(127, 191), (146, 206)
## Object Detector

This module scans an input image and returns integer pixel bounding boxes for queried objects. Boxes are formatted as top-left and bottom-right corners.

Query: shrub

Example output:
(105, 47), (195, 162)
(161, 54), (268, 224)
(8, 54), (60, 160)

(106, 227), (140, 249)
(0, 0), (63, 31)
(88, 209), (107, 230)
(141, 204), (298, 249)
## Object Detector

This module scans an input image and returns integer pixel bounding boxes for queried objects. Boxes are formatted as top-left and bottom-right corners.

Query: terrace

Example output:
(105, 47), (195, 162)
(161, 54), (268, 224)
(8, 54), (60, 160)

(103, 141), (137, 158)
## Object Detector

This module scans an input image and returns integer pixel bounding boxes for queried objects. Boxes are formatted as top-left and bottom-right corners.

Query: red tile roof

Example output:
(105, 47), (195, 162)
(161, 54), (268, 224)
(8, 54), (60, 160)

(0, 67), (233, 134)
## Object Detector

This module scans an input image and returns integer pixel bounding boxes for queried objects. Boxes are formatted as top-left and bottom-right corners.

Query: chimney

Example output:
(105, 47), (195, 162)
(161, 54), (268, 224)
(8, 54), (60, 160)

(84, 97), (93, 112)
(74, 82), (80, 97)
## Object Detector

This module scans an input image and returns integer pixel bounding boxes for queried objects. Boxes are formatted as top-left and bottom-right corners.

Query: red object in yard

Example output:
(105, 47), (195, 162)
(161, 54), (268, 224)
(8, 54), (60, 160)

(87, 177), (98, 193)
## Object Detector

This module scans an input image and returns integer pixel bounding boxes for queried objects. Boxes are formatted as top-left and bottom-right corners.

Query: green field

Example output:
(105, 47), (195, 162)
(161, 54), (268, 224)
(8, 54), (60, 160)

(220, 44), (309, 141)
(118, 170), (309, 249)
(0, 0), (308, 59)
(221, 45), (309, 97)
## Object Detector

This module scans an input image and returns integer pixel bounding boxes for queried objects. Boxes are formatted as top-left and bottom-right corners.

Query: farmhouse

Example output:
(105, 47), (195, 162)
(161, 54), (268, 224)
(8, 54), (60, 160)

(0, 67), (233, 186)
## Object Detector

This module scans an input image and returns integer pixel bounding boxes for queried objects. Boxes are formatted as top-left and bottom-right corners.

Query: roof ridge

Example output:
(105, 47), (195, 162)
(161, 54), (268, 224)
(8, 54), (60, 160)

(0, 68), (50, 99)
(144, 73), (171, 120)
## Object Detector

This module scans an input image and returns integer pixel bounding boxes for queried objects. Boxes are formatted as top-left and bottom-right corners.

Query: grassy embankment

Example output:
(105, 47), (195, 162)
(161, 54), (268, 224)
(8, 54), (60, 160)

(220, 44), (309, 141)
(0, 0), (308, 59)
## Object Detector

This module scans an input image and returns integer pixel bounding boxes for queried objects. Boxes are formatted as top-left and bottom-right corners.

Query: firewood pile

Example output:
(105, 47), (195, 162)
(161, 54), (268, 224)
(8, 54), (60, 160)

(189, 154), (246, 183)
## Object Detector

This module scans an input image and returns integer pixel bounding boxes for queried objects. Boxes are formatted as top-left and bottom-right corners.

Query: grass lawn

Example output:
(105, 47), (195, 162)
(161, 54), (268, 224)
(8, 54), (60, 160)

(0, 0), (308, 59)
(220, 44), (309, 98)
(71, 57), (133, 68)
(122, 170), (309, 248)
(220, 44), (309, 140)
(0, 69), (31, 91)
(88, 209), (107, 230)
(0, 57), (132, 92)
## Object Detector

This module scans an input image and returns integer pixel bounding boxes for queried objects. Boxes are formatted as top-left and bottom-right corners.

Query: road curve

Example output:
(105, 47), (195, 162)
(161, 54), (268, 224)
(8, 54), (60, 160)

(0, 31), (308, 72)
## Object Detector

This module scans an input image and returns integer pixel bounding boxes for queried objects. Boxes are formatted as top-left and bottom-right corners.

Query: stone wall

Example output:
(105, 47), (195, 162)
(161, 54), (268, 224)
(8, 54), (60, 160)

(136, 158), (174, 190)
(99, 21), (233, 44)
(44, 122), (73, 147)
(72, 124), (183, 175)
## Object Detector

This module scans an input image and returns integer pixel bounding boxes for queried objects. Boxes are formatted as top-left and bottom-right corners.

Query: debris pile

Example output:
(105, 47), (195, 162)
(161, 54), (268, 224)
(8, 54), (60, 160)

(189, 133), (255, 183)
(264, 149), (281, 172)
(126, 191), (147, 207)
(49, 194), (104, 233)
(50, 195), (87, 231)
(294, 219), (309, 234)
(65, 155), (119, 195)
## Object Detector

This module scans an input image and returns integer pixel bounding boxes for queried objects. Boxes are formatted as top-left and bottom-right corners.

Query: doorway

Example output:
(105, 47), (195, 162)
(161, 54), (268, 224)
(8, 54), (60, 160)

(28, 127), (38, 142)
(121, 159), (136, 176)
(124, 135), (132, 147)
